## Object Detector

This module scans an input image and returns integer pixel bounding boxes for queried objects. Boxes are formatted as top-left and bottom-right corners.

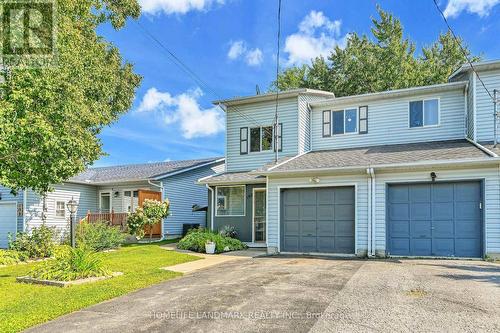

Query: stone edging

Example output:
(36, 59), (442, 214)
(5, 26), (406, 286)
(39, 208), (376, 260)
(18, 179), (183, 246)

(16, 272), (123, 287)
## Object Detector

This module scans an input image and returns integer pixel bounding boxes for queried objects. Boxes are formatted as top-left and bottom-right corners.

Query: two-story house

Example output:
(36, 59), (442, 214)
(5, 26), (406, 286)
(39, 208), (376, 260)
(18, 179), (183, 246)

(199, 60), (500, 259)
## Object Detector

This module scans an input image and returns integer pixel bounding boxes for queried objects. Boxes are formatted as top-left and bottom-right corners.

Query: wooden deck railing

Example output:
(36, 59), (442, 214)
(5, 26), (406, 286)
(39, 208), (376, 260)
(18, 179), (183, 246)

(82, 210), (128, 230)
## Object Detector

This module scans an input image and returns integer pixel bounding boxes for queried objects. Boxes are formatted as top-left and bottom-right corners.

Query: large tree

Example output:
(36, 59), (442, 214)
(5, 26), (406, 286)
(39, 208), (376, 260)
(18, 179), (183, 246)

(272, 7), (479, 96)
(0, 0), (142, 193)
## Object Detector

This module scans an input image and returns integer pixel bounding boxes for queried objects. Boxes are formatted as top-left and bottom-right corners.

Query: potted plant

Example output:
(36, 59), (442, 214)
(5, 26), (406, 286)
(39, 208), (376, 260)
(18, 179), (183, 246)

(205, 240), (216, 254)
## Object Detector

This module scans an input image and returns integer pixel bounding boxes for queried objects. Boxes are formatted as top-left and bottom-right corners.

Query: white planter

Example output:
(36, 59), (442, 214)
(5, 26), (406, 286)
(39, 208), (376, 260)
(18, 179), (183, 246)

(205, 242), (216, 254)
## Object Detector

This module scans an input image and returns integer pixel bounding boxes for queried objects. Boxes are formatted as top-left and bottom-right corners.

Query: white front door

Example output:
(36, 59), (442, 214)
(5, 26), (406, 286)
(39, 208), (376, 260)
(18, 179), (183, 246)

(0, 202), (17, 248)
(253, 189), (266, 243)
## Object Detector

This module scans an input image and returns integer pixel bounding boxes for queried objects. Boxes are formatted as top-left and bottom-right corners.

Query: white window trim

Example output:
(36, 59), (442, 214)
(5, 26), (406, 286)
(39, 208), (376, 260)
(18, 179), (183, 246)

(249, 126), (274, 154)
(98, 190), (112, 212)
(252, 188), (267, 243)
(215, 185), (246, 217)
(331, 107), (359, 136)
(55, 201), (66, 218)
(408, 98), (441, 129)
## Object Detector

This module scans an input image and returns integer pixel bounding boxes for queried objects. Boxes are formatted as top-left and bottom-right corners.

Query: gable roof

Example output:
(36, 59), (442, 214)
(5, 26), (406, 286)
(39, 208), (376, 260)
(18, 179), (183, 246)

(69, 157), (224, 185)
(448, 59), (500, 81)
(213, 89), (334, 107)
(257, 140), (496, 175)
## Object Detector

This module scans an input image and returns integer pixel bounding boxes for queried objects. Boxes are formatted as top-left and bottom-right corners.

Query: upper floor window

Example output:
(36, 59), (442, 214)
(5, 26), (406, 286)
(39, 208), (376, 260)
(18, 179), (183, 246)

(323, 107), (366, 137)
(409, 99), (439, 128)
(240, 124), (282, 154)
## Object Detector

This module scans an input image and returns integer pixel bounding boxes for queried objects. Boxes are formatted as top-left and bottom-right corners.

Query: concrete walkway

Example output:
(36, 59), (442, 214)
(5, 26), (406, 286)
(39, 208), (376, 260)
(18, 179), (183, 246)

(160, 244), (266, 274)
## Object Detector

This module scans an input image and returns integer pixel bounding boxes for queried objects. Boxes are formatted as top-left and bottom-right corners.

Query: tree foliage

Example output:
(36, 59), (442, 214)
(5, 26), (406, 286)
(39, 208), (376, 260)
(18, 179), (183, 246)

(0, 0), (142, 194)
(271, 6), (480, 97)
(127, 199), (170, 240)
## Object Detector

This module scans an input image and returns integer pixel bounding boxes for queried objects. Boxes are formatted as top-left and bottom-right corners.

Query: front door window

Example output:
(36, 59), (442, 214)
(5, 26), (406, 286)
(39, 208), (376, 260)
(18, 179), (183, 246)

(253, 189), (266, 242)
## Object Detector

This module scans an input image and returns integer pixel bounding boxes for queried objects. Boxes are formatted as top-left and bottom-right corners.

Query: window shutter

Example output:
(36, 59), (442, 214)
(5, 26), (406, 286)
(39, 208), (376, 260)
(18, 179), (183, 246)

(274, 123), (283, 152)
(359, 106), (368, 134)
(240, 127), (248, 154)
(322, 111), (331, 137)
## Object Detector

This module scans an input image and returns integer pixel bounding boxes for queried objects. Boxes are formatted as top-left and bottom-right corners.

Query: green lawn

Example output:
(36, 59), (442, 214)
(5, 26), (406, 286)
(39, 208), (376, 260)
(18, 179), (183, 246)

(0, 240), (199, 333)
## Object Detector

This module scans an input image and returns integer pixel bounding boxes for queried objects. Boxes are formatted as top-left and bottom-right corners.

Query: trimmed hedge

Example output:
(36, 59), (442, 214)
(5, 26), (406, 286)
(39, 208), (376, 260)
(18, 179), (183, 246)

(177, 228), (247, 253)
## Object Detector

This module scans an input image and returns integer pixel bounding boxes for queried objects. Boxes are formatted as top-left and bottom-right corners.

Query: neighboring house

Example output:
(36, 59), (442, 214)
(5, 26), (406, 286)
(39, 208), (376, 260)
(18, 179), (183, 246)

(199, 60), (500, 259)
(0, 157), (224, 247)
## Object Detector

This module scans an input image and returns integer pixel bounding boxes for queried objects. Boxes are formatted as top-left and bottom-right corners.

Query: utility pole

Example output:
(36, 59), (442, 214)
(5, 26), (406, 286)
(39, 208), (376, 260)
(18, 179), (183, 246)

(495, 89), (498, 147)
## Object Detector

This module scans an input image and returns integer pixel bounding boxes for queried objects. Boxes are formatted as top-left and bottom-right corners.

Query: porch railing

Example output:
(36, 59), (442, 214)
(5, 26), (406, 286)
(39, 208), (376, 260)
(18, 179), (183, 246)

(83, 210), (128, 230)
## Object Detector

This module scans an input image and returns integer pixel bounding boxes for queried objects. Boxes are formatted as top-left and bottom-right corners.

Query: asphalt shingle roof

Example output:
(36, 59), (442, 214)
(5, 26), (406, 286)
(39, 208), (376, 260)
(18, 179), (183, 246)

(198, 171), (266, 184)
(264, 140), (491, 173)
(69, 157), (223, 184)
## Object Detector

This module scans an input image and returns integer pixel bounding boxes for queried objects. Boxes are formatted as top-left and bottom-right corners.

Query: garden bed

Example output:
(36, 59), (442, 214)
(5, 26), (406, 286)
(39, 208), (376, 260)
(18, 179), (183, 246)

(16, 272), (123, 287)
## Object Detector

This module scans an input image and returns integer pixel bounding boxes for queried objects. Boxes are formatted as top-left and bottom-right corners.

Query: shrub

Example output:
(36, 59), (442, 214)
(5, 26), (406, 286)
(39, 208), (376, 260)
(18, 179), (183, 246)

(127, 199), (170, 240)
(29, 246), (110, 281)
(178, 228), (247, 253)
(77, 221), (125, 251)
(9, 225), (58, 259)
(0, 250), (22, 265)
(219, 225), (238, 239)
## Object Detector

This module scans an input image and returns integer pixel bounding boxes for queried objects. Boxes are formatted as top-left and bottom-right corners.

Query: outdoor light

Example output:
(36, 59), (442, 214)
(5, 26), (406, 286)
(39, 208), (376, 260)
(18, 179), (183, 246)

(430, 172), (437, 182)
(310, 177), (320, 184)
(67, 197), (78, 214)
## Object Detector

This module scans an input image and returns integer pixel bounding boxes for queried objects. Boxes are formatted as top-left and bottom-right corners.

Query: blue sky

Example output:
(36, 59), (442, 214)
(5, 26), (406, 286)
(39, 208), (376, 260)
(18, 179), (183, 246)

(94, 0), (500, 167)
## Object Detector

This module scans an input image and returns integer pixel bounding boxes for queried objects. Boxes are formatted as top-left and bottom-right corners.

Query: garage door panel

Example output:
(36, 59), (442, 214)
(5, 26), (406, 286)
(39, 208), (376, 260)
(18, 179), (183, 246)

(390, 220), (409, 237)
(389, 186), (408, 203)
(317, 221), (334, 235)
(433, 219), (454, 237)
(410, 185), (431, 202)
(432, 238), (454, 256)
(390, 238), (410, 255)
(390, 203), (409, 220)
(284, 206), (299, 220)
(411, 238), (432, 256)
(334, 188), (355, 203)
(334, 204), (354, 220)
(317, 206), (334, 220)
(432, 184), (454, 202)
(281, 187), (355, 254)
(432, 203), (454, 220)
(388, 181), (482, 258)
(410, 203), (431, 220)
(300, 190), (316, 205)
(411, 220), (431, 238)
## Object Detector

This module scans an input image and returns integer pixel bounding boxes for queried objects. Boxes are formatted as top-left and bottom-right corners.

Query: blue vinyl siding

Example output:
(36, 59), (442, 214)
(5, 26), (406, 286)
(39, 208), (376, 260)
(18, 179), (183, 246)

(311, 89), (465, 150)
(161, 161), (224, 237)
(475, 69), (500, 142)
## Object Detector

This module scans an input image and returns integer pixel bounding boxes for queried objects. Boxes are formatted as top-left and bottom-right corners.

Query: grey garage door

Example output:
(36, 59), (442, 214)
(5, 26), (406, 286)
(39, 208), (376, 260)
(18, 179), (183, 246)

(388, 181), (482, 258)
(281, 187), (355, 254)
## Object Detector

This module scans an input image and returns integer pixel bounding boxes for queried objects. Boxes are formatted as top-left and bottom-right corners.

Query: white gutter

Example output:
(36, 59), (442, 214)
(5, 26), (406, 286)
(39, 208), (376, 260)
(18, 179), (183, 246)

(152, 158), (225, 180)
(366, 168), (373, 257)
(206, 185), (215, 231)
(369, 168), (376, 257)
(465, 138), (498, 157)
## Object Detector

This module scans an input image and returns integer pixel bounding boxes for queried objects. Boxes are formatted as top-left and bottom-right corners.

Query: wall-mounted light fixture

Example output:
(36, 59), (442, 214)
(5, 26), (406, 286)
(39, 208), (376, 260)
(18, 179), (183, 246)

(430, 172), (437, 182)
(114, 191), (120, 198)
(309, 177), (320, 184)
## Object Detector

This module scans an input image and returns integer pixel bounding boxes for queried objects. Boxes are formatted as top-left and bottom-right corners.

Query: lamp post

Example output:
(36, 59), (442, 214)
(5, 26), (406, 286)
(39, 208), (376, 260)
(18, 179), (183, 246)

(67, 197), (79, 248)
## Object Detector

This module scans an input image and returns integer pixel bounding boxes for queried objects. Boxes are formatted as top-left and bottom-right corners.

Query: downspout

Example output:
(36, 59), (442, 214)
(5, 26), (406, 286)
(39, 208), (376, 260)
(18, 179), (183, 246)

(206, 185), (215, 231)
(367, 167), (376, 257)
(23, 190), (27, 232)
(366, 168), (372, 257)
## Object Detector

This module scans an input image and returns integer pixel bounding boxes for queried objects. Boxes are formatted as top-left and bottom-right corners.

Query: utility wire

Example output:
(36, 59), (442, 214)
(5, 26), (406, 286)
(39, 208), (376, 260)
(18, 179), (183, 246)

(432, 0), (495, 102)
(134, 21), (274, 133)
(274, 0), (282, 163)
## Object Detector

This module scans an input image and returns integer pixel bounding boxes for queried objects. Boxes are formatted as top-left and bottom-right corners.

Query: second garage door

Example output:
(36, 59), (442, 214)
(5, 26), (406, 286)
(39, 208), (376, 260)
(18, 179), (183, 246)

(281, 187), (355, 254)
(387, 181), (483, 258)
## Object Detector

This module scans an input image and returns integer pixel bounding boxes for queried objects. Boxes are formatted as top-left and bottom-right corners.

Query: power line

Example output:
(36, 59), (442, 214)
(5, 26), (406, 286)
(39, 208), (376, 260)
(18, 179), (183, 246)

(432, 0), (495, 102)
(134, 21), (273, 132)
(274, 0), (282, 163)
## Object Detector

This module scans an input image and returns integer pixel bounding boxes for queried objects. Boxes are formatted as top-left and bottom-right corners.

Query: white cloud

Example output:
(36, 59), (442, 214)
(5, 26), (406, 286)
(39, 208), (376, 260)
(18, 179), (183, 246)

(139, 0), (224, 15)
(227, 40), (245, 60)
(284, 10), (347, 66)
(245, 48), (263, 66)
(444, 0), (500, 18)
(137, 87), (225, 139)
(227, 40), (264, 66)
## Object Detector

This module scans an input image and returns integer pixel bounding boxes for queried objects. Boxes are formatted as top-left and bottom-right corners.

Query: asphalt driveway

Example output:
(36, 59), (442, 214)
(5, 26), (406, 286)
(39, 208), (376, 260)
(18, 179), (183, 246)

(27, 257), (500, 333)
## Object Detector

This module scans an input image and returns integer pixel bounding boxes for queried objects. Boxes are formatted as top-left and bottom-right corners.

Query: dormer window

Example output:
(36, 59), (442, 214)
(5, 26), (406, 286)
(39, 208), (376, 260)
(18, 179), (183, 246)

(409, 99), (439, 128)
